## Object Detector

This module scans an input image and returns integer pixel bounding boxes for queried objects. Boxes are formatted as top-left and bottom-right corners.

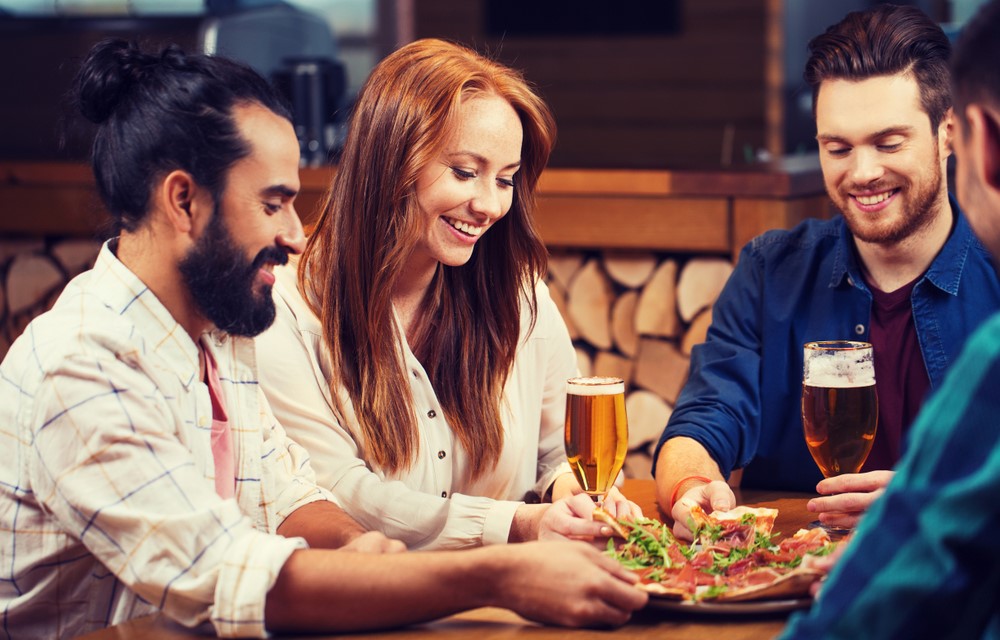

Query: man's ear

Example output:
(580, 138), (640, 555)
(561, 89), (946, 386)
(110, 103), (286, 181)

(982, 106), (1000, 191)
(941, 107), (955, 158)
(160, 170), (198, 234)
(160, 170), (214, 235)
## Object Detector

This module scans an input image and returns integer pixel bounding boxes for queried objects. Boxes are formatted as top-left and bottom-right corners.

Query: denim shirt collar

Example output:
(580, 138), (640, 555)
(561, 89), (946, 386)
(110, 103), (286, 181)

(827, 193), (971, 296)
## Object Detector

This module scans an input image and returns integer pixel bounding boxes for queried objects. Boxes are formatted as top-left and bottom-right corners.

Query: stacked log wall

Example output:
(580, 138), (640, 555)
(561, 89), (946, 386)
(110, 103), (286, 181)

(547, 249), (732, 479)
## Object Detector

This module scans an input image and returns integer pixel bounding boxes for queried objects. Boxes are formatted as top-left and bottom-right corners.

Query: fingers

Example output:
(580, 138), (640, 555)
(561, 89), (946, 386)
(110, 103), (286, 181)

(809, 577), (826, 598)
(815, 470), (894, 495)
(669, 481), (735, 539)
(593, 551), (641, 584)
(508, 542), (646, 628)
(818, 511), (862, 529)
(582, 554), (649, 625)
(703, 480), (736, 512)
(538, 497), (606, 540)
(341, 531), (407, 554)
(599, 488), (642, 520)
(807, 488), (884, 515)
(563, 492), (600, 518)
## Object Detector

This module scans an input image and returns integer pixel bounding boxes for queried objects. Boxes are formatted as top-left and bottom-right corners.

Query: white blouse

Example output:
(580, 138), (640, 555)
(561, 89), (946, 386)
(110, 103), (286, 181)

(256, 263), (577, 549)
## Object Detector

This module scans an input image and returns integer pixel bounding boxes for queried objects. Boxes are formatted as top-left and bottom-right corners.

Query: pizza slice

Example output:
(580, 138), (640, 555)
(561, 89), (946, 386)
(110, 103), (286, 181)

(592, 506), (629, 539)
(689, 504), (778, 551)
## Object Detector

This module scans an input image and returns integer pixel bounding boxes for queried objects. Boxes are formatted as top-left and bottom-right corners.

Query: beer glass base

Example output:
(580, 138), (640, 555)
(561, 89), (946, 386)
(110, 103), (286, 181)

(807, 520), (852, 539)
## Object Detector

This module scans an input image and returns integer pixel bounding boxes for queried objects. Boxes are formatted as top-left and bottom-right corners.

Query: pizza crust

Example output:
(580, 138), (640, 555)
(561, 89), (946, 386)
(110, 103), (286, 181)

(713, 567), (823, 602)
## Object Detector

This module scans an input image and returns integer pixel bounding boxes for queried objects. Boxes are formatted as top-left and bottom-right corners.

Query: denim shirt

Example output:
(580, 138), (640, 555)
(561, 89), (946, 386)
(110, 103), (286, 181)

(654, 197), (1000, 491)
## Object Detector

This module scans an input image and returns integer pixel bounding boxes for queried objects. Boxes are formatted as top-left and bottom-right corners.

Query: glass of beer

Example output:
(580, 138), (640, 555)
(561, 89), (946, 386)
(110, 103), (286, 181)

(564, 376), (628, 504)
(801, 341), (878, 531)
(802, 341), (878, 476)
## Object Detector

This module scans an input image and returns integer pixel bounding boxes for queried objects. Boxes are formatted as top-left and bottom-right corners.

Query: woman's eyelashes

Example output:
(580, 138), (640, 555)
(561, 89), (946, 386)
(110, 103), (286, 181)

(451, 167), (516, 189)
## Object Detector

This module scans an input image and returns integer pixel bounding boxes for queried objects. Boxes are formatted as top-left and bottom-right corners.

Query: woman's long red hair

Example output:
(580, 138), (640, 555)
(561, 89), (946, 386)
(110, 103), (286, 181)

(300, 39), (556, 478)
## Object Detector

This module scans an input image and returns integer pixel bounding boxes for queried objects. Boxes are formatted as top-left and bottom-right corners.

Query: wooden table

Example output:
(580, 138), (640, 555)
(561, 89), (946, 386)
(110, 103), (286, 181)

(77, 480), (816, 640)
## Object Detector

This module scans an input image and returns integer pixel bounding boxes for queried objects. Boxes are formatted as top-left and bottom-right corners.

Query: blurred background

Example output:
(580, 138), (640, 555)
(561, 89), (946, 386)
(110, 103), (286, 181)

(0, 1), (991, 470)
(0, 0), (989, 169)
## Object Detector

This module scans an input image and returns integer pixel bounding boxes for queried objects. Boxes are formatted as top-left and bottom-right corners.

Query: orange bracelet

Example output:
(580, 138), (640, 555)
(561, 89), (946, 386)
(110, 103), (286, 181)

(668, 475), (713, 511)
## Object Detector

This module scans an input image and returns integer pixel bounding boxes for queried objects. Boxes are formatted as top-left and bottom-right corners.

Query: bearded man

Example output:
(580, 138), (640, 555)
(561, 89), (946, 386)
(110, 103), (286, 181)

(654, 4), (1000, 538)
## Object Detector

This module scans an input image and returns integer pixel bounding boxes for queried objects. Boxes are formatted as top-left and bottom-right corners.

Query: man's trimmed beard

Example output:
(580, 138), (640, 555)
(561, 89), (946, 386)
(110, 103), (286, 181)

(836, 145), (944, 246)
(179, 207), (288, 337)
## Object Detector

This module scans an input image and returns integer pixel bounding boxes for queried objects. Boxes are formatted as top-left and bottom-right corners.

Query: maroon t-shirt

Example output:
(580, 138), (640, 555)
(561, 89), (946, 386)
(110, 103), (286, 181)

(862, 275), (930, 471)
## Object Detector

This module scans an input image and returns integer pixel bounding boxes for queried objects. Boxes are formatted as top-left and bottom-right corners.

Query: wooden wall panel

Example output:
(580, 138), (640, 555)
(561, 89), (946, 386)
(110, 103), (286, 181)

(534, 196), (730, 252)
(414, 0), (771, 168)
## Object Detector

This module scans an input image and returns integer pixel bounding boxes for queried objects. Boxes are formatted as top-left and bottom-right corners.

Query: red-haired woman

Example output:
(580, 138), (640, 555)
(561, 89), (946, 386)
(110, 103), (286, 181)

(257, 38), (637, 549)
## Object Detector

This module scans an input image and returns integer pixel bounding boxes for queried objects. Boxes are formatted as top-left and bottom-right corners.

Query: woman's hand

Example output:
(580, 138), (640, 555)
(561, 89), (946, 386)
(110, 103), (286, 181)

(536, 489), (642, 542)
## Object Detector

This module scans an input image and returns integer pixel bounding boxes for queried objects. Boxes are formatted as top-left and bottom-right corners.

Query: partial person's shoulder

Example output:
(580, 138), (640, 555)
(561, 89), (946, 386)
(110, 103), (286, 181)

(3, 281), (147, 381)
(269, 259), (321, 335)
(964, 311), (1000, 352)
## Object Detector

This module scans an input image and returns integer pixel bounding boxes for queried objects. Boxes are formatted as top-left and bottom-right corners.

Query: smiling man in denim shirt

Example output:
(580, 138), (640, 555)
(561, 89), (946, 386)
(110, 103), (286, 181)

(654, 4), (1000, 539)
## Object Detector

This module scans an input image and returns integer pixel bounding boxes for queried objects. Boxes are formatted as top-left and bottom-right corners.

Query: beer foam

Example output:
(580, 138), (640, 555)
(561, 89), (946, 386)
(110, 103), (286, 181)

(804, 352), (875, 387)
(567, 376), (625, 395)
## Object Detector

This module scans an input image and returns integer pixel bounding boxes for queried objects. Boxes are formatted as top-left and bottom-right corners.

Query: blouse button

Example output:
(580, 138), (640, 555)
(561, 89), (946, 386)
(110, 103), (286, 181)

(438, 450), (446, 459)
(441, 491), (448, 498)
(198, 416), (208, 428)
(854, 324), (865, 335)
(427, 409), (437, 418)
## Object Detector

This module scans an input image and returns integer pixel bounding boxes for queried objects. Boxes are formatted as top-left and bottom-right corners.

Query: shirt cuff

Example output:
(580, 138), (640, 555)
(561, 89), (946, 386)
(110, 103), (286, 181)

(481, 498), (524, 546)
(211, 529), (307, 638)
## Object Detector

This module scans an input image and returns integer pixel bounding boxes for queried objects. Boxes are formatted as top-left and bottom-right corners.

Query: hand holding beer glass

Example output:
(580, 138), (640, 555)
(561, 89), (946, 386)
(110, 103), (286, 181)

(801, 341), (878, 531)
(564, 376), (628, 506)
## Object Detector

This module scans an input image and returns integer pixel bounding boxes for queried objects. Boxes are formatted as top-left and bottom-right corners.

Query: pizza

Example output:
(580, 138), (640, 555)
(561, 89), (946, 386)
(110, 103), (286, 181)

(603, 505), (836, 603)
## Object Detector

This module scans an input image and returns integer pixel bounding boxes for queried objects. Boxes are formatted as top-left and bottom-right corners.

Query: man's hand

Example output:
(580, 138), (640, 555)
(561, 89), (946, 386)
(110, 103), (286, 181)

(804, 538), (850, 598)
(339, 531), (407, 554)
(807, 470), (893, 529)
(495, 540), (648, 627)
(670, 480), (735, 540)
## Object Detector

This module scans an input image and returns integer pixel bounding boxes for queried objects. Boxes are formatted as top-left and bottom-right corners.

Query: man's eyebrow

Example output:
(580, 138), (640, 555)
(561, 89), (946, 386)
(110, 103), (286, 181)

(816, 126), (915, 144)
(446, 151), (521, 171)
(869, 125), (915, 138)
(262, 185), (298, 198)
(816, 134), (848, 144)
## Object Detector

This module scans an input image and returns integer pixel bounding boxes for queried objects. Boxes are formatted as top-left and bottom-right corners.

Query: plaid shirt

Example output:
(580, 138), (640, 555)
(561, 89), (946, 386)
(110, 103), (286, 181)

(0, 242), (329, 639)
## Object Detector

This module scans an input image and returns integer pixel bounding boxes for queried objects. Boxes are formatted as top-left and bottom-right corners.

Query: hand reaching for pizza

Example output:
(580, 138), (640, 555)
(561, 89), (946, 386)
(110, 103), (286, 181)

(806, 470), (893, 529)
(670, 480), (736, 541)
(494, 540), (648, 627)
(806, 538), (849, 597)
(537, 489), (643, 542)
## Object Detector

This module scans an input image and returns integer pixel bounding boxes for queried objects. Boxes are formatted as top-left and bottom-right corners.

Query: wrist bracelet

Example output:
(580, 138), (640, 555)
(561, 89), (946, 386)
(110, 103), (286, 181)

(668, 475), (713, 511)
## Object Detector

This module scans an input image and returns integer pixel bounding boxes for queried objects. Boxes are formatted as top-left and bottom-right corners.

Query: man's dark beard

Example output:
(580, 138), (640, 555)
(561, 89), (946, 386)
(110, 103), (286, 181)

(179, 208), (289, 337)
